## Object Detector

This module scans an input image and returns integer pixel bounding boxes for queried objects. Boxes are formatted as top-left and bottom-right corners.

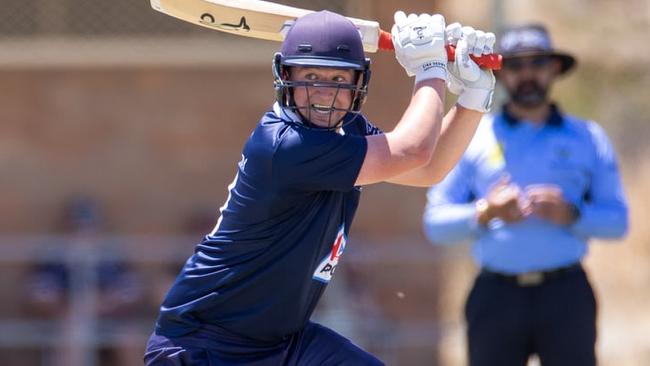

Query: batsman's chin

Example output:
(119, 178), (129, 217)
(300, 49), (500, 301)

(309, 113), (345, 129)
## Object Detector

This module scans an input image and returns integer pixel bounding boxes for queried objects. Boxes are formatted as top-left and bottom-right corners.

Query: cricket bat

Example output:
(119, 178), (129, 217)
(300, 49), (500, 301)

(150, 0), (502, 69)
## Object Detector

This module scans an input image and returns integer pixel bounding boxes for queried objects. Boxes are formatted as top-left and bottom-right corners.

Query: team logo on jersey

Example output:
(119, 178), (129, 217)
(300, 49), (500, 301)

(488, 142), (505, 167)
(313, 225), (347, 283)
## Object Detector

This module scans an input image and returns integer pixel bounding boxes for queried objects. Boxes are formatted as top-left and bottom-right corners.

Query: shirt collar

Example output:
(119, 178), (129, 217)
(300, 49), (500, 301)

(501, 103), (564, 127)
(273, 102), (302, 123)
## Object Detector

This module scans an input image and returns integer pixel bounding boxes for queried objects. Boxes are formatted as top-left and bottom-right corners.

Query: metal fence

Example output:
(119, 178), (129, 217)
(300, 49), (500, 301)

(0, 234), (467, 366)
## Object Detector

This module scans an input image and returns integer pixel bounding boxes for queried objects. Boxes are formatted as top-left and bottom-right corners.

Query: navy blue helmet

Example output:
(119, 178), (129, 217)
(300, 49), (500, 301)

(273, 11), (371, 128)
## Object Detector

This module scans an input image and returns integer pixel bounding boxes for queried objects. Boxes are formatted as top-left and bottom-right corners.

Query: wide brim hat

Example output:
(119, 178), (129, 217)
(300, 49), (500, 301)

(498, 24), (577, 74)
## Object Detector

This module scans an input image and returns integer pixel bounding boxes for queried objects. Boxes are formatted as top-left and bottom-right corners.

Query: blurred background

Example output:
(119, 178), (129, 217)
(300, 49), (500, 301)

(0, 0), (648, 365)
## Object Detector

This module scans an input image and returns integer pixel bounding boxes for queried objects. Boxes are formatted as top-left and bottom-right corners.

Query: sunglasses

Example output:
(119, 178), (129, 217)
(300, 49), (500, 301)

(502, 56), (553, 71)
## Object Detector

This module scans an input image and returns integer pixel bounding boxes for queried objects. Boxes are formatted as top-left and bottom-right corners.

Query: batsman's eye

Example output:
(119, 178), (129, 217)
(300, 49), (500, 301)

(303, 73), (319, 81)
(300, 72), (350, 84)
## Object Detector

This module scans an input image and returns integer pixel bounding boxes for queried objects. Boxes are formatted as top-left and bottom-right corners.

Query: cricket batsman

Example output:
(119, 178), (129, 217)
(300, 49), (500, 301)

(145, 10), (496, 365)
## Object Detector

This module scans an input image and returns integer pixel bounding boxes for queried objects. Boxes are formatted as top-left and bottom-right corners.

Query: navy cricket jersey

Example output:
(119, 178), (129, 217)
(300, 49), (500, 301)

(156, 103), (382, 342)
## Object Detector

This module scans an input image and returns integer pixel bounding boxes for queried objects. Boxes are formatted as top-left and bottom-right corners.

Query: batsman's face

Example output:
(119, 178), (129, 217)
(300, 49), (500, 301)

(498, 56), (562, 108)
(289, 67), (355, 128)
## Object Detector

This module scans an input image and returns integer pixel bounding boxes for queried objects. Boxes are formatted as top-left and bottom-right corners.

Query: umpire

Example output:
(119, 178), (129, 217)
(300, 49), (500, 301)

(423, 24), (628, 366)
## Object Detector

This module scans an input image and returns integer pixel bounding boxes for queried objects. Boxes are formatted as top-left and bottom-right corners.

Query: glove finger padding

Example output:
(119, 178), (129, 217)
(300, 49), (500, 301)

(391, 12), (447, 82)
(454, 36), (480, 83)
(460, 26), (476, 46)
(392, 13), (414, 77)
(394, 10), (408, 25)
(472, 31), (487, 57)
(445, 24), (496, 112)
(484, 32), (496, 54)
(445, 22), (462, 46)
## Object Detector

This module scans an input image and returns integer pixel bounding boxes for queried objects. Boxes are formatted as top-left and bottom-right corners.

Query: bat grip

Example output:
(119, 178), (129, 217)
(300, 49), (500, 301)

(377, 29), (502, 70)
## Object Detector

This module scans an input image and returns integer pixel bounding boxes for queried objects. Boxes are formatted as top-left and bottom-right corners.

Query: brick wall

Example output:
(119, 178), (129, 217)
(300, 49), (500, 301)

(0, 52), (431, 236)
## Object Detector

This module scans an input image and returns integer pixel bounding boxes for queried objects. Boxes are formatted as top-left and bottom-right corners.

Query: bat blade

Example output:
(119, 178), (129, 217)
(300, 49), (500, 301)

(151, 0), (501, 69)
(151, 0), (382, 51)
(152, 0), (305, 43)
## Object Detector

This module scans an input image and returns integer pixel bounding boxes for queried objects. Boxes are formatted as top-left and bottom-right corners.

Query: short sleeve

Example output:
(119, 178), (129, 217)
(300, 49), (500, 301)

(274, 128), (368, 192)
(364, 120), (383, 136)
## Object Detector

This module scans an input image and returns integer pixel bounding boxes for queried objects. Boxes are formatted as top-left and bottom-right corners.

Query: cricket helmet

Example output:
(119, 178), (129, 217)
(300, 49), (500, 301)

(273, 10), (371, 128)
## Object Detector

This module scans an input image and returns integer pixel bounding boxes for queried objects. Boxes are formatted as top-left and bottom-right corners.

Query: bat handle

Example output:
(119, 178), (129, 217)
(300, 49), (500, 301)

(377, 29), (502, 70)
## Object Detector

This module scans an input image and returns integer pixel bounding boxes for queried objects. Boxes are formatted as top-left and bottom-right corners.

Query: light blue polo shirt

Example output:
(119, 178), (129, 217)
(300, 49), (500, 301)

(423, 105), (628, 274)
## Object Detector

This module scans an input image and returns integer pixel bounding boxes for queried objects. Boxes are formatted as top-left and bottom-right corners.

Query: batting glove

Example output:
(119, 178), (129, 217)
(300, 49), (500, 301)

(391, 11), (447, 83)
(446, 23), (496, 113)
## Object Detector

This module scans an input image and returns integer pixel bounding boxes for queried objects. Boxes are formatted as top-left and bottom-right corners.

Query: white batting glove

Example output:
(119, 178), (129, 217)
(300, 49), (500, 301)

(446, 23), (496, 113)
(391, 11), (447, 83)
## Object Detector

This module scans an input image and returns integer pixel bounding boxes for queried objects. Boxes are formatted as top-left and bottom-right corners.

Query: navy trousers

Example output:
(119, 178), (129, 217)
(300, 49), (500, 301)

(144, 321), (384, 366)
(465, 265), (597, 366)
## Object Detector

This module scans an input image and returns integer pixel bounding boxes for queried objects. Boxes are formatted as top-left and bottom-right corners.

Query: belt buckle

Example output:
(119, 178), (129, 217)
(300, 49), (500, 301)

(516, 271), (544, 286)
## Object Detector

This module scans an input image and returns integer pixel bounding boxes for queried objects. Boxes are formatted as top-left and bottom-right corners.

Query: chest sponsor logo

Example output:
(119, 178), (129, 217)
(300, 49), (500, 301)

(313, 226), (346, 283)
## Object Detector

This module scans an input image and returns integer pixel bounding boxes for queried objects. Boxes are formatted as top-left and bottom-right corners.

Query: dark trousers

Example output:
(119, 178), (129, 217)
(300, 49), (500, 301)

(465, 265), (597, 366)
(144, 321), (384, 366)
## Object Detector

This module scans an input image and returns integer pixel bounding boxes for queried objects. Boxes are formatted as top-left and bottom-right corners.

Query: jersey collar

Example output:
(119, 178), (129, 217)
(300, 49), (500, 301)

(501, 103), (564, 127)
(273, 102), (302, 124)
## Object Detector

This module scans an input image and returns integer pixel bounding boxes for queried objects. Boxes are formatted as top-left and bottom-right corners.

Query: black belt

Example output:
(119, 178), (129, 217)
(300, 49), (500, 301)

(480, 263), (582, 287)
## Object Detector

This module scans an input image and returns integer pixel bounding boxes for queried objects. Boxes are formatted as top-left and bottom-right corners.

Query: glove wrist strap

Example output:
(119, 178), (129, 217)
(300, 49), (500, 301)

(415, 61), (447, 83)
